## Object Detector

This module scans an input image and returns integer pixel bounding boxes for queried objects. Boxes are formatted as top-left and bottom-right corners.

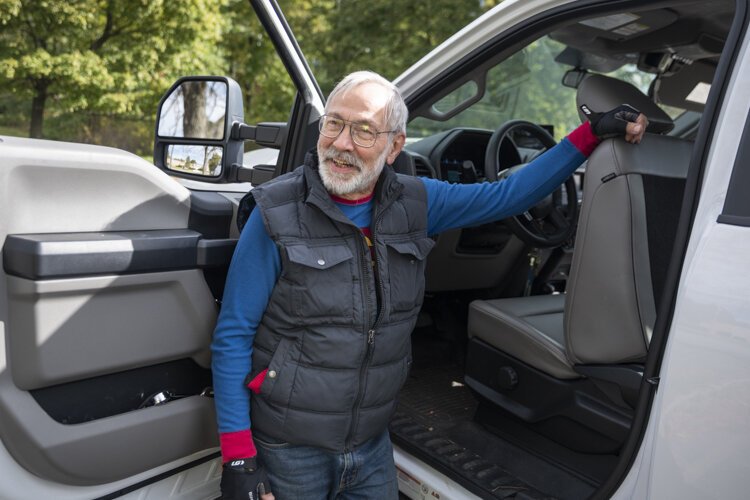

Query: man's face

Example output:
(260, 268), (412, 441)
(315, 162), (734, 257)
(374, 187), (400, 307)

(317, 82), (404, 199)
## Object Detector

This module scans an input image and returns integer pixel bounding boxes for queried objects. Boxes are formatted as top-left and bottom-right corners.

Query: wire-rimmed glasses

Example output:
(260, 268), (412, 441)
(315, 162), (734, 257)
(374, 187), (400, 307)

(318, 114), (396, 148)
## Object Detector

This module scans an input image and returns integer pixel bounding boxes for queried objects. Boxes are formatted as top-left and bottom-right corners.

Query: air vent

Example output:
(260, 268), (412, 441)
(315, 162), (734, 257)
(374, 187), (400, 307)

(414, 158), (436, 178)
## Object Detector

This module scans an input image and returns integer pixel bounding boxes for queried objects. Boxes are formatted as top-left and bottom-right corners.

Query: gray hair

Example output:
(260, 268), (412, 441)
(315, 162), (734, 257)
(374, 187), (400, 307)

(325, 71), (408, 134)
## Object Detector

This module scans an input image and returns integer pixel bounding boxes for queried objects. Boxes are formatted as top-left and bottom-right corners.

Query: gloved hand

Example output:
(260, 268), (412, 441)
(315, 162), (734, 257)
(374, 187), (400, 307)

(581, 104), (648, 143)
(220, 456), (272, 500)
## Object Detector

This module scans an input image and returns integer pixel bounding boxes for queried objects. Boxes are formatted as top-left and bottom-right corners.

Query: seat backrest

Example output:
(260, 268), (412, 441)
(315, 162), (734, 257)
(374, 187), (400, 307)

(564, 75), (693, 365)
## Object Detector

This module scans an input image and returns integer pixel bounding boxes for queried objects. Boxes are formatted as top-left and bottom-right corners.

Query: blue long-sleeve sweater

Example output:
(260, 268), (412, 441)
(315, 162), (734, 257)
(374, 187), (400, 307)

(212, 125), (597, 460)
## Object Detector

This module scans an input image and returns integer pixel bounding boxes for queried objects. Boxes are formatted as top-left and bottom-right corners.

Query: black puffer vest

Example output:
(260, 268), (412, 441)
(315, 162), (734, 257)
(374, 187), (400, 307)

(247, 153), (433, 452)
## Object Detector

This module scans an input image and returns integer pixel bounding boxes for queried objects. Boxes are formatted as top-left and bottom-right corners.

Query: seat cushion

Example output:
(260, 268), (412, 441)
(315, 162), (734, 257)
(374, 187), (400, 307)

(468, 294), (580, 379)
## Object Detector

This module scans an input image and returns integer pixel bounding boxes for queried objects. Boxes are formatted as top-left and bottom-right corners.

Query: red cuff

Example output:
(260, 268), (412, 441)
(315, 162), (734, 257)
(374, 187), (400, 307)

(220, 429), (257, 463)
(566, 121), (600, 157)
(247, 368), (268, 394)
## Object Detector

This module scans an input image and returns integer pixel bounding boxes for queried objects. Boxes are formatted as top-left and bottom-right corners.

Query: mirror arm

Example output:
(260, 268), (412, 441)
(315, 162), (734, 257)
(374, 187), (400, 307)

(232, 122), (257, 141)
(231, 121), (287, 148)
(228, 163), (254, 183)
(228, 163), (275, 185)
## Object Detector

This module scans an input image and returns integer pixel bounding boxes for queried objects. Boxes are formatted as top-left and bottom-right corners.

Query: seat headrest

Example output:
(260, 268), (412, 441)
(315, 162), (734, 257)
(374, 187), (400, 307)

(576, 74), (674, 134)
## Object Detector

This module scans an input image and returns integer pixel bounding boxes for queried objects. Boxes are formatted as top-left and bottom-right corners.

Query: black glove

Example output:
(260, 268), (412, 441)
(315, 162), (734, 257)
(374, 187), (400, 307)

(581, 104), (641, 139)
(220, 457), (271, 500)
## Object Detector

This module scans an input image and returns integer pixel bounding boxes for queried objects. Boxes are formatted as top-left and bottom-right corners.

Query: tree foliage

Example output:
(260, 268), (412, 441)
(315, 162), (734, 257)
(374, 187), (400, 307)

(304, 0), (499, 93)
(218, 0), (501, 122)
(0, 0), (501, 152)
(218, 0), (299, 125)
(0, 0), (226, 139)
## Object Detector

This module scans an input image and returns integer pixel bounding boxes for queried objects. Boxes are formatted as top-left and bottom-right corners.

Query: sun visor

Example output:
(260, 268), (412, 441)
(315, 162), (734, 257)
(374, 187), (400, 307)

(653, 61), (715, 113)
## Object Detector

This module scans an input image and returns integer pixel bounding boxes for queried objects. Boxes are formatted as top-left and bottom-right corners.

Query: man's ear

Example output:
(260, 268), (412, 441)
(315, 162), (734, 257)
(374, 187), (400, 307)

(386, 133), (406, 165)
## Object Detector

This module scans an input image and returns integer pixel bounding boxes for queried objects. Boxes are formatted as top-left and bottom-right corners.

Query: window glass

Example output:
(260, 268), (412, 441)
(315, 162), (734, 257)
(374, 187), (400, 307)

(285, 1), (501, 96)
(409, 38), (579, 141)
(408, 36), (689, 142)
(432, 81), (480, 115)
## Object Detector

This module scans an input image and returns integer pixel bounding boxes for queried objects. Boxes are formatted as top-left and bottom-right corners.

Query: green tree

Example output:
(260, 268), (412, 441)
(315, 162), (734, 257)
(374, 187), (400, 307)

(0, 0), (226, 139)
(288, 0), (501, 95)
(219, 0), (502, 121)
(0, 0), (505, 152)
(219, 0), (298, 126)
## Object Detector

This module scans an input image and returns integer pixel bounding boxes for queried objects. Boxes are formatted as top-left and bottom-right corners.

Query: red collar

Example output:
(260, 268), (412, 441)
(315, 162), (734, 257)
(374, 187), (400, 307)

(330, 193), (374, 206)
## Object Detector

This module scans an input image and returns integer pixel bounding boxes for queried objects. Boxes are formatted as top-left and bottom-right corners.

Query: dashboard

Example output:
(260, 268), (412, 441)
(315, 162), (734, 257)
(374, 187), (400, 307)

(440, 131), (493, 183)
(406, 127), (542, 183)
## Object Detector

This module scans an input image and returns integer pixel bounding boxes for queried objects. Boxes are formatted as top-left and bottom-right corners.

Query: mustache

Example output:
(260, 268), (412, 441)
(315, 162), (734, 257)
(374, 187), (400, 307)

(319, 148), (364, 171)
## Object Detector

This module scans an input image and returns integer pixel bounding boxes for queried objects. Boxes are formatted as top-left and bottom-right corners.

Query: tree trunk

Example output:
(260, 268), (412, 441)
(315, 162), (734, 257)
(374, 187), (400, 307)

(182, 82), (208, 138)
(29, 80), (49, 138)
(202, 146), (210, 175)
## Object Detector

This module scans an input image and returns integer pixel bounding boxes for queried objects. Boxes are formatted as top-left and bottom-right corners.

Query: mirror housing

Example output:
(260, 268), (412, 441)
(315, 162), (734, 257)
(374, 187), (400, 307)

(562, 68), (588, 89)
(154, 76), (245, 181)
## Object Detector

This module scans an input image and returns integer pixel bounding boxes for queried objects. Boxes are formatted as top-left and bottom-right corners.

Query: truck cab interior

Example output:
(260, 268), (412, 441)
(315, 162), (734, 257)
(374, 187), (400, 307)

(389, 1), (736, 497)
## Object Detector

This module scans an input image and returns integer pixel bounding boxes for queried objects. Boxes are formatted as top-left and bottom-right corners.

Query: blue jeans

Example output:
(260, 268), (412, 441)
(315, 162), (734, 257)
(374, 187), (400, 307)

(254, 429), (398, 500)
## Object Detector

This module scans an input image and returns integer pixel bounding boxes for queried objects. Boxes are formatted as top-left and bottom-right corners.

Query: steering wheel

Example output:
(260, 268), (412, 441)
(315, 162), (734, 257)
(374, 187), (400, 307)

(484, 120), (578, 248)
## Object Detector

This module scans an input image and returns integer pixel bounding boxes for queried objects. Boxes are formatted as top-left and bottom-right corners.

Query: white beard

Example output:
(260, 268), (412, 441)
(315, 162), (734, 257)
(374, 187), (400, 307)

(317, 144), (390, 197)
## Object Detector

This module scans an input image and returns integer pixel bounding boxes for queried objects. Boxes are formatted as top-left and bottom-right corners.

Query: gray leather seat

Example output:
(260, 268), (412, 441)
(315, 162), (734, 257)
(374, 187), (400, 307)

(469, 294), (576, 378)
(468, 75), (693, 379)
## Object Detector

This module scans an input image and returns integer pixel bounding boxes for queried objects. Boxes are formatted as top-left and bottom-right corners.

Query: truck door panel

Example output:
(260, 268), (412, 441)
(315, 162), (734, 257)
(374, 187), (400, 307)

(0, 136), (234, 485)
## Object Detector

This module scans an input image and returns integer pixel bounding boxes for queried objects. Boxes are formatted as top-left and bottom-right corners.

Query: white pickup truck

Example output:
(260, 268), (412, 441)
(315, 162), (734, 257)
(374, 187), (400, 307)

(1, 0), (749, 498)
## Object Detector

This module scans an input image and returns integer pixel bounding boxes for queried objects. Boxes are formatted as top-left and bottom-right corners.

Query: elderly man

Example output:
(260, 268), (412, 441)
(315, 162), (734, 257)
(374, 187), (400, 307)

(213, 70), (647, 500)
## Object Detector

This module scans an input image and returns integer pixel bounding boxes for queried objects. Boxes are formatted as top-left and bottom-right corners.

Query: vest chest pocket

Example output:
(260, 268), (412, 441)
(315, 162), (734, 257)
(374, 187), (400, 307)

(385, 238), (435, 312)
(285, 244), (355, 321)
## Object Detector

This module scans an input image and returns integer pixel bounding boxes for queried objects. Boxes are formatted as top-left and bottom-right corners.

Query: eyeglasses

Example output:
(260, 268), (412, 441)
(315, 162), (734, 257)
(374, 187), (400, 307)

(318, 114), (396, 148)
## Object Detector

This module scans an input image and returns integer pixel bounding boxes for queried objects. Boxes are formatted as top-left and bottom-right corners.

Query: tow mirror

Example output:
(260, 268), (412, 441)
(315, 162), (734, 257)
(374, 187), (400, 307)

(154, 75), (289, 184)
(154, 76), (244, 181)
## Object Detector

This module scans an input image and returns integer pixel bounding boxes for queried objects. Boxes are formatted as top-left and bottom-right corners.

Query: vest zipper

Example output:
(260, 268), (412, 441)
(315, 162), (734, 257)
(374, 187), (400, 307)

(345, 231), (379, 451)
(344, 197), (394, 450)
(345, 327), (376, 451)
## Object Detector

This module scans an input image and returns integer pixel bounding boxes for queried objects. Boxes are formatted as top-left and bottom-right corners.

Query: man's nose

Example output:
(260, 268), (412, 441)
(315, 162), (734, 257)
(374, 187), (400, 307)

(332, 125), (355, 151)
